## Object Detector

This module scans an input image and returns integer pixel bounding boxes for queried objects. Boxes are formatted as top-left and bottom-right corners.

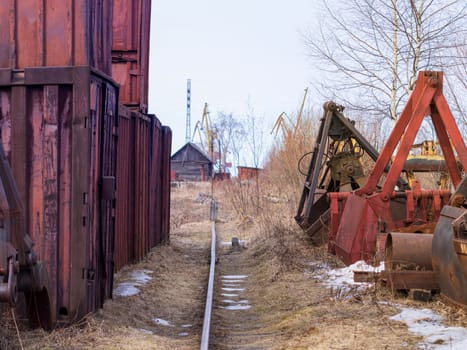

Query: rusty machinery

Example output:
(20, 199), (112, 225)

(295, 101), (408, 244)
(0, 142), (53, 329)
(328, 72), (467, 271)
(432, 176), (467, 308)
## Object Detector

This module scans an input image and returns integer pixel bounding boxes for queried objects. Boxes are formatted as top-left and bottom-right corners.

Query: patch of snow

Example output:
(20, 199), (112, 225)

(221, 304), (251, 310)
(221, 293), (239, 297)
(223, 275), (248, 279)
(113, 269), (153, 297)
(306, 260), (383, 292)
(222, 279), (245, 284)
(222, 287), (245, 292)
(129, 270), (153, 284)
(113, 283), (140, 297)
(222, 299), (249, 304)
(153, 318), (174, 327)
(390, 308), (467, 349)
(310, 260), (467, 349)
(181, 324), (192, 328)
(138, 328), (154, 335)
(178, 332), (189, 337)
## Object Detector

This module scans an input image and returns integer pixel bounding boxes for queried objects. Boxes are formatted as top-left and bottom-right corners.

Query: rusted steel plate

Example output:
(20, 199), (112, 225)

(161, 126), (172, 242)
(353, 271), (381, 283)
(115, 107), (132, 272)
(113, 111), (171, 271)
(385, 232), (433, 271)
(0, 66), (118, 325)
(432, 205), (467, 308)
(149, 116), (162, 246)
(0, 0), (112, 75)
(385, 271), (439, 291)
(112, 0), (151, 111)
(132, 112), (151, 261)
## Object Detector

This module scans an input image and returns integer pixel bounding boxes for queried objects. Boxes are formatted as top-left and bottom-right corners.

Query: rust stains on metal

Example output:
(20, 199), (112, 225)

(113, 111), (172, 272)
(0, 0), (113, 75)
(112, 0), (151, 112)
(432, 200), (467, 308)
(331, 71), (467, 266)
(0, 66), (118, 325)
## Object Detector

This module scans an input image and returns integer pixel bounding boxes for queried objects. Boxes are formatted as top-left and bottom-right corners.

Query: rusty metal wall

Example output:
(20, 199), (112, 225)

(114, 111), (171, 271)
(161, 126), (172, 242)
(132, 112), (151, 261)
(112, 0), (151, 112)
(0, 66), (118, 324)
(149, 116), (162, 246)
(0, 0), (112, 75)
(114, 107), (131, 272)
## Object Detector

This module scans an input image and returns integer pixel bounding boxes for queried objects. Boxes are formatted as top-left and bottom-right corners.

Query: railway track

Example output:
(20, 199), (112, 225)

(200, 200), (273, 350)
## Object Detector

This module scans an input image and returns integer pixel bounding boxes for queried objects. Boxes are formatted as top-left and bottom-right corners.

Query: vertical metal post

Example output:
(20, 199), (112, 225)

(186, 79), (191, 143)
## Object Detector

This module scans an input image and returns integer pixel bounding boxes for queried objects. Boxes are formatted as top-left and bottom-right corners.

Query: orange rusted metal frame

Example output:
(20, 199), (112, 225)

(331, 71), (467, 265)
(355, 71), (467, 198)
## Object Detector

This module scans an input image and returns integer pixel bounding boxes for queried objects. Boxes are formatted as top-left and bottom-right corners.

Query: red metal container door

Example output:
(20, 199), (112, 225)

(149, 116), (162, 246)
(114, 108), (131, 272)
(99, 82), (117, 304)
(131, 112), (150, 261)
(161, 126), (172, 242)
(86, 77), (117, 312)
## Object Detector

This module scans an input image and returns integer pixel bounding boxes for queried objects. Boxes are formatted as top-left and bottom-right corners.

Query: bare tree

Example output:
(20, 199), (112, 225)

(211, 112), (244, 173)
(304, 0), (466, 125)
(243, 110), (265, 169)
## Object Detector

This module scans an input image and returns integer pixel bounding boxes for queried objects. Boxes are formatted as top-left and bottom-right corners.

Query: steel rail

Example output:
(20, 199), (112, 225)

(200, 200), (217, 350)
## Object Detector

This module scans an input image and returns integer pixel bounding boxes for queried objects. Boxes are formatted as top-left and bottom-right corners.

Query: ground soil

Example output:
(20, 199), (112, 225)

(0, 181), (466, 349)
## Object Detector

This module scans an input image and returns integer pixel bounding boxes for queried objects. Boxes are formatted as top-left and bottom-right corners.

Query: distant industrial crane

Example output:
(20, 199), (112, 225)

(271, 112), (291, 138)
(295, 87), (308, 135)
(191, 102), (217, 156)
(271, 87), (309, 139)
(201, 103), (218, 154)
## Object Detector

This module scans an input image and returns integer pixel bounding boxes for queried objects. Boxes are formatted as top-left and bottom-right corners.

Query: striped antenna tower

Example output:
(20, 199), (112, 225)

(185, 79), (191, 143)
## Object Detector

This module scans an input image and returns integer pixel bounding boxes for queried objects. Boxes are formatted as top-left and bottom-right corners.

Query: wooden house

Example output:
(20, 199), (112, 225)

(171, 142), (213, 181)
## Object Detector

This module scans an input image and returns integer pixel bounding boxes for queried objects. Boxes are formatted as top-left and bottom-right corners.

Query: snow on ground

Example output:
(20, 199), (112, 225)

(305, 260), (384, 291)
(153, 318), (174, 327)
(390, 308), (467, 349)
(306, 260), (467, 349)
(113, 269), (153, 297)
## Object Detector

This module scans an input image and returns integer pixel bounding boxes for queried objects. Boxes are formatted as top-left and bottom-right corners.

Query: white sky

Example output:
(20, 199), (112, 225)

(148, 0), (320, 155)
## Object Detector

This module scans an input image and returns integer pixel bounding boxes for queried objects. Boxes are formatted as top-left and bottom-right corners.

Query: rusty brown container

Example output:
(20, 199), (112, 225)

(0, 0), (112, 75)
(132, 111), (151, 261)
(112, 0), (151, 111)
(114, 111), (171, 271)
(114, 106), (132, 272)
(149, 116), (162, 246)
(161, 126), (172, 242)
(0, 66), (118, 325)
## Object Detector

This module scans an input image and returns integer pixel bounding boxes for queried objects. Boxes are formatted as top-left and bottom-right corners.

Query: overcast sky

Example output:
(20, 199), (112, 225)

(148, 1), (320, 158)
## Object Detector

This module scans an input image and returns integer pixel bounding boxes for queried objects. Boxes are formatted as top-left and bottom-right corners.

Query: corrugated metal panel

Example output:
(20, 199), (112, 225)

(132, 112), (151, 261)
(0, 66), (117, 324)
(114, 106), (131, 272)
(112, 0), (151, 111)
(0, 0), (112, 75)
(149, 116), (162, 246)
(113, 112), (171, 270)
(161, 126), (172, 242)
